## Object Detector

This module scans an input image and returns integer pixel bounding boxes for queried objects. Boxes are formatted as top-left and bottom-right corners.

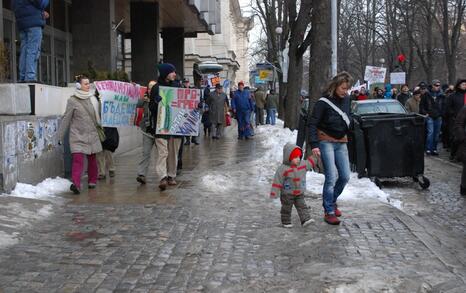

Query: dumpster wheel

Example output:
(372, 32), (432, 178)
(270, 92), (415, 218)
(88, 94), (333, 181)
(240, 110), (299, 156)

(418, 176), (430, 189)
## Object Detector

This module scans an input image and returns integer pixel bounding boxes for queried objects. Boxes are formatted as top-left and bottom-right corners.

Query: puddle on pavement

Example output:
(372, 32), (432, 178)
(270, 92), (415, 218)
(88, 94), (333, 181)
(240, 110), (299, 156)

(66, 230), (104, 241)
(68, 184), (177, 205)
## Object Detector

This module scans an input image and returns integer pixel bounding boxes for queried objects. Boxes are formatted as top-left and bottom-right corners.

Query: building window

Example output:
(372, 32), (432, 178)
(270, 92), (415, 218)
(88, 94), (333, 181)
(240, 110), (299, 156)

(39, 35), (52, 84)
(52, 0), (67, 32)
(2, 0), (11, 10)
(54, 39), (66, 86)
(116, 31), (124, 71)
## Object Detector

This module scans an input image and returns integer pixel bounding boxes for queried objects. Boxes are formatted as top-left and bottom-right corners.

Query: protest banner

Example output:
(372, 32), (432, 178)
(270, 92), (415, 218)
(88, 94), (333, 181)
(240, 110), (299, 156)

(95, 80), (140, 127)
(156, 86), (201, 136)
(390, 72), (406, 85)
(364, 66), (387, 84)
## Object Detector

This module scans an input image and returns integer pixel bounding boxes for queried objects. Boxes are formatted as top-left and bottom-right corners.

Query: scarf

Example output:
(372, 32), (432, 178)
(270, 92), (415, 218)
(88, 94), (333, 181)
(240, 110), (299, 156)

(74, 89), (101, 123)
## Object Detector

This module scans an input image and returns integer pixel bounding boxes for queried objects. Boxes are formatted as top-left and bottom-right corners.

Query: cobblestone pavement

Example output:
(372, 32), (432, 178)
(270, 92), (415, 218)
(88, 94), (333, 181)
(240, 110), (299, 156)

(0, 125), (465, 292)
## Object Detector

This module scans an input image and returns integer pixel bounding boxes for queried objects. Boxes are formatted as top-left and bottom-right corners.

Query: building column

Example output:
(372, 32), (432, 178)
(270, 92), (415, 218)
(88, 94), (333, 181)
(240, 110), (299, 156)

(130, 1), (159, 85)
(71, 0), (116, 77)
(162, 28), (185, 79)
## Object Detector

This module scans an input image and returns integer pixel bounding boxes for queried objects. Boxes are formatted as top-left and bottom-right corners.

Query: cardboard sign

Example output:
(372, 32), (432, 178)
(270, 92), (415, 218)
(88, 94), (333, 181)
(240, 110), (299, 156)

(390, 72), (406, 85)
(210, 76), (220, 87)
(156, 86), (201, 136)
(364, 66), (387, 84)
(95, 80), (140, 127)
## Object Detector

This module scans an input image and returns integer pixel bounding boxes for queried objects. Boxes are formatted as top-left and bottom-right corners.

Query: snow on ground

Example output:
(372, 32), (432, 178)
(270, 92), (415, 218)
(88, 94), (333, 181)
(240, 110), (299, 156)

(203, 120), (402, 209)
(6, 177), (71, 199)
(0, 177), (68, 248)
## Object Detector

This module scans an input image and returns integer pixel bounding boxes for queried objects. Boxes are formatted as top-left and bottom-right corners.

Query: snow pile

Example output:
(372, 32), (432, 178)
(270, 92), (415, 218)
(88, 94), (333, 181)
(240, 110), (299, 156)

(202, 119), (402, 209)
(8, 177), (71, 199)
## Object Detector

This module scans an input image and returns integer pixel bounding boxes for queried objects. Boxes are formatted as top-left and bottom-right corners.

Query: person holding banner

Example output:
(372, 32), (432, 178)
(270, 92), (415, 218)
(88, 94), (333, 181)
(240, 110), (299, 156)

(136, 80), (157, 185)
(150, 63), (183, 191)
(309, 72), (353, 225)
(231, 81), (254, 140)
(59, 75), (102, 194)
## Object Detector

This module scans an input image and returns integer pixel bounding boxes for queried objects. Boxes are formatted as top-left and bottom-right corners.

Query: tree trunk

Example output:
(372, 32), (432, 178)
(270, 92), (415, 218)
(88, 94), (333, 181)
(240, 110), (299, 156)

(309, 0), (331, 105)
(446, 53), (456, 84)
(306, 0), (332, 156)
(284, 47), (303, 130)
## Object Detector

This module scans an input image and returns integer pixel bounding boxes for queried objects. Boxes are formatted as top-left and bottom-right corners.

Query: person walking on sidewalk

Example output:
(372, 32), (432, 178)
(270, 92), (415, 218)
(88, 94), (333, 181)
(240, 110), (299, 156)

(98, 127), (119, 180)
(309, 72), (353, 225)
(206, 84), (228, 139)
(254, 86), (267, 126)
(136, 81), (157, 184)
(419, 81), (443, 156)
(266, 89), (279, 125)
(13, 0), (49, 82)
(446, 79), (466, 160)
(182, 78), (200, 146)
(405, 89), (421, 114)
(59, 75), (102, 194)
(454, 105), (466, 196)
(270, 143), (320, 228)
(231, 81), (254, 140)
(150, 63), (183, 191)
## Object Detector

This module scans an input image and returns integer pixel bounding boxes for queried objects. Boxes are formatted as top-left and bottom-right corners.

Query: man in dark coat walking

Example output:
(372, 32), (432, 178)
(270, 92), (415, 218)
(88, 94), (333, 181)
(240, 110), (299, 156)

(206, 84), (228, 139)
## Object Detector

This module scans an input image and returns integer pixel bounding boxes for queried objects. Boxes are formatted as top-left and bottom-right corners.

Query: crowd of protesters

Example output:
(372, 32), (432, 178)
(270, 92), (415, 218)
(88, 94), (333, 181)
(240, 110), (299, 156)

(58, 60), (283, 194)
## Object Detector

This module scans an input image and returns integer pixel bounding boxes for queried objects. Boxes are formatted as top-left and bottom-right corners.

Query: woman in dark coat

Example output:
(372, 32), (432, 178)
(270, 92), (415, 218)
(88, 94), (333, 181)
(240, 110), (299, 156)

(446, 79), (466, 159)
(454, 105), (466, 196)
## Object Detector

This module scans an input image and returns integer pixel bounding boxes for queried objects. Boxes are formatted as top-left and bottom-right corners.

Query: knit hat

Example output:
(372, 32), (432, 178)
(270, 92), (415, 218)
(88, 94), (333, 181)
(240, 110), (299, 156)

(289, 147), (302, 162)
(455, 79), (466, 91)
(157, 63), (176, 80)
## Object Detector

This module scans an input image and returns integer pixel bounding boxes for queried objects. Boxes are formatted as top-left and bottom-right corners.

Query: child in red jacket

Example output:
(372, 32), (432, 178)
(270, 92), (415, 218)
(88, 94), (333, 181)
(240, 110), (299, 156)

(270, 143), (321, 228)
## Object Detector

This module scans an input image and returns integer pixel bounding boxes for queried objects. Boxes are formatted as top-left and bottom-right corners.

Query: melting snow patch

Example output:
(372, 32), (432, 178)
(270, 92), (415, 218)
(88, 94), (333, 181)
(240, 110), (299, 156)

(201, 174), (235, 192)
(0, 231), (19, 247)
(6, 177), (71, 199)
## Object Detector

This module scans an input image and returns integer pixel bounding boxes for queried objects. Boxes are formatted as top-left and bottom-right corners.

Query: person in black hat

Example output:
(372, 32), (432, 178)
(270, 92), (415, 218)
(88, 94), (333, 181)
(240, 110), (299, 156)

(149, 63), (183, 190)
(206, 83), (229, 139)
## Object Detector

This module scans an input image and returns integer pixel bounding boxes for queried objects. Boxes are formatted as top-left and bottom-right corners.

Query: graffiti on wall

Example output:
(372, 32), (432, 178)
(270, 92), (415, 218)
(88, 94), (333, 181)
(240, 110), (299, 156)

(16, 118), (60, 161)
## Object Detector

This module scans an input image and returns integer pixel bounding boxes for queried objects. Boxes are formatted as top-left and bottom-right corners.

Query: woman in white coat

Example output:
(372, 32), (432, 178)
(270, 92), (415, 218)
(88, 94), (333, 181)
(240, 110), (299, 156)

(59, 75), (102, 194)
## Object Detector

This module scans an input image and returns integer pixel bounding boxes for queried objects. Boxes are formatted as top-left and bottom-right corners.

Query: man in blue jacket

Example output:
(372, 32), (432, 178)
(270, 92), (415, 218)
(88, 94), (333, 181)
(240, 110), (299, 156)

(13, 0), (49, 82)
(231, 81), (254, 139)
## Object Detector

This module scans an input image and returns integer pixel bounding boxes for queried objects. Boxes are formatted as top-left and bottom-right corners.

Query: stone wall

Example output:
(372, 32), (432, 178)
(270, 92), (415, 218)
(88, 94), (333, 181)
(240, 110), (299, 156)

(0, 84), (142, 193)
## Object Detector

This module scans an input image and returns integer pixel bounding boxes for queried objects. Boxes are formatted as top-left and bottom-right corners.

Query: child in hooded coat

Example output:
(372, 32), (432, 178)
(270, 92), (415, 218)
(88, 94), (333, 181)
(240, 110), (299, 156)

(270, 143), (321, 228)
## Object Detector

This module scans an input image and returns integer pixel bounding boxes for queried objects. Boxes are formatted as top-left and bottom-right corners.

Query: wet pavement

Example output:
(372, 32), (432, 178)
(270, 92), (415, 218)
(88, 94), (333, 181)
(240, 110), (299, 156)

(0, 123), (466, 292)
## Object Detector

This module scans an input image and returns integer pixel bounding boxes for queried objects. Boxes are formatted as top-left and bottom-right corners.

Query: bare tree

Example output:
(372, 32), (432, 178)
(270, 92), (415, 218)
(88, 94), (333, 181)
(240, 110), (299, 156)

(432, 0), (466, 83)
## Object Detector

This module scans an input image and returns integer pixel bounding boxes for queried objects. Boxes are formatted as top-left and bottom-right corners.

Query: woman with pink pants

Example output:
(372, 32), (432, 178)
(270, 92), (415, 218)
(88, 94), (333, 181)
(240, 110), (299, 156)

(59, 75), (102, 194)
